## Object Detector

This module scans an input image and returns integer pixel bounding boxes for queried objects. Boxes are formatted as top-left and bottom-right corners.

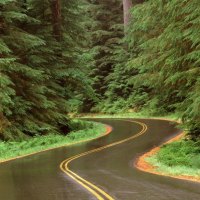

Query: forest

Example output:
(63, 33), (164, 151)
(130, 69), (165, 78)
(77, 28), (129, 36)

(1, 0), (199, 140)
(0, 1), (200, 198)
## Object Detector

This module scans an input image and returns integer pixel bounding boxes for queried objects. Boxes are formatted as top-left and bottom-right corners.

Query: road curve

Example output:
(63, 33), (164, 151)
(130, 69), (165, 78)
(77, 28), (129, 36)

(0, 119), (199, 200)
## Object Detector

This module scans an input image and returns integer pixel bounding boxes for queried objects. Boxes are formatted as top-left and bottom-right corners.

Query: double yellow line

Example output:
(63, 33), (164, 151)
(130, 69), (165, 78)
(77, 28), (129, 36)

(60, 120), (148, 200)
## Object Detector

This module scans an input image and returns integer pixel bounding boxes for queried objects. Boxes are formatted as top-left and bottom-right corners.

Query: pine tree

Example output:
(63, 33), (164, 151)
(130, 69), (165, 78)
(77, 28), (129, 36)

(95, 0), (200, 137)
(125, 0), (200, 136)
(97, 0), (145, 113)
(0, 0), (94, 140)
(87, 0), (124, 111)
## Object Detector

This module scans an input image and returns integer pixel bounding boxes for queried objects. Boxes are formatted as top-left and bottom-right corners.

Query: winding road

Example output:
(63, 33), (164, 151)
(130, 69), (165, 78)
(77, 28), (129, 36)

(0, 119), (199, 200)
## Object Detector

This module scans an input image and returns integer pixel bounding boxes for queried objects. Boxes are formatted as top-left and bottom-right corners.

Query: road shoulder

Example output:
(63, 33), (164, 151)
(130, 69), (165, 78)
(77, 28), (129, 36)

(135, 128), (200, 183)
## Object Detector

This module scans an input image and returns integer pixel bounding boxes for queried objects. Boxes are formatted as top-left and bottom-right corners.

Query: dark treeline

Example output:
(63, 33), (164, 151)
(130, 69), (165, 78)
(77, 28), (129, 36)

(0, 0), (200, 140)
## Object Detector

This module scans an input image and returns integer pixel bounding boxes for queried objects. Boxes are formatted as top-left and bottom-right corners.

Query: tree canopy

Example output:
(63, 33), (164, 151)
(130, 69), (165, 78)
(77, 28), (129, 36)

(0, 0), (200, 139)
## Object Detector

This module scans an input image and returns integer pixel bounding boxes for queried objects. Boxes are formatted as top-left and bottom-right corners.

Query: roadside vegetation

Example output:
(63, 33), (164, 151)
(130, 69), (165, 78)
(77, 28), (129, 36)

(0, 120), (106, 162)
(79, 112), (178, 121)
(146, 139), (200, 178)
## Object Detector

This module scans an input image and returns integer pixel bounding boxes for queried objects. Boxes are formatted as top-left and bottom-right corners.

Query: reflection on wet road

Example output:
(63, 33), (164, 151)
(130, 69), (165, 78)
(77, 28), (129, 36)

(0, 119), (199, 200)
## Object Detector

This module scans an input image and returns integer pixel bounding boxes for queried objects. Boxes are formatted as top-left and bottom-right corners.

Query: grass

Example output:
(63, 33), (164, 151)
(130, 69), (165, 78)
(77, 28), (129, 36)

(0, 120), (106, 162)
(146, 139), (200, 178)
(79, 111), (179, 121)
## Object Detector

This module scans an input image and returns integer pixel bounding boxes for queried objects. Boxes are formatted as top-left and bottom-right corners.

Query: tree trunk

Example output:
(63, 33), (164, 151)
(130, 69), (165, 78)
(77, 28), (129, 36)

(123, 0), (133, 26)
(51, 0), (62, 41)
(0, 112), (9, 140)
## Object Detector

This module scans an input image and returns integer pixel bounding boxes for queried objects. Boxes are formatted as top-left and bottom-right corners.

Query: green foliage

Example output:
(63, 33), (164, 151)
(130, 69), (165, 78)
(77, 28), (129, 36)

(147, 139), (200, 177)
(0, 0), (95, 140)
(0, 120), (106, 161)
(86, 0), (124, 111)
(126, 0), (200, 135)
(1, 0), (200, 140)
(157, 140), (200, 168)
(95, 0), (200, 136)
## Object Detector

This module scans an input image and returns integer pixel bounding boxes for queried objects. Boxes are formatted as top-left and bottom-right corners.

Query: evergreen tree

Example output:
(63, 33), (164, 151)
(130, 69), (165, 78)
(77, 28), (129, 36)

(126, 0), (200, 136)
(87, 0), (124, 111)
(94, 0), (200, 137)
(0, 0), (94, 140)
(97, 0), (145, 113)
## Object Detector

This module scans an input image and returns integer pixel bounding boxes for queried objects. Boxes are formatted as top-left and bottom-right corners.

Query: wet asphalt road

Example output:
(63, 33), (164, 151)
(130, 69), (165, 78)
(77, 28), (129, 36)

(0, 119), (199, 200)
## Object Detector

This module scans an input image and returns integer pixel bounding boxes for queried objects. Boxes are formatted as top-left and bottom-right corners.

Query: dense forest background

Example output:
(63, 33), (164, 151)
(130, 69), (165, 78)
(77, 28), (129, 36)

(0, 0), (200, 140)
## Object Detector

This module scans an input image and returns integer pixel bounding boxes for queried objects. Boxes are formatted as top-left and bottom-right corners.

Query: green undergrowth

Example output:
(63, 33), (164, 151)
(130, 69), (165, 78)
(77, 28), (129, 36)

(79, 112), (178, 121)
(146, 139), (200, 178)
(0, 120), (106, 162)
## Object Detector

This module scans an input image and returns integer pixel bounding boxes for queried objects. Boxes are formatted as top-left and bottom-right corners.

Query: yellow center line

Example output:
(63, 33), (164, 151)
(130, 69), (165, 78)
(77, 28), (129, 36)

(60, 120), (148, 200)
